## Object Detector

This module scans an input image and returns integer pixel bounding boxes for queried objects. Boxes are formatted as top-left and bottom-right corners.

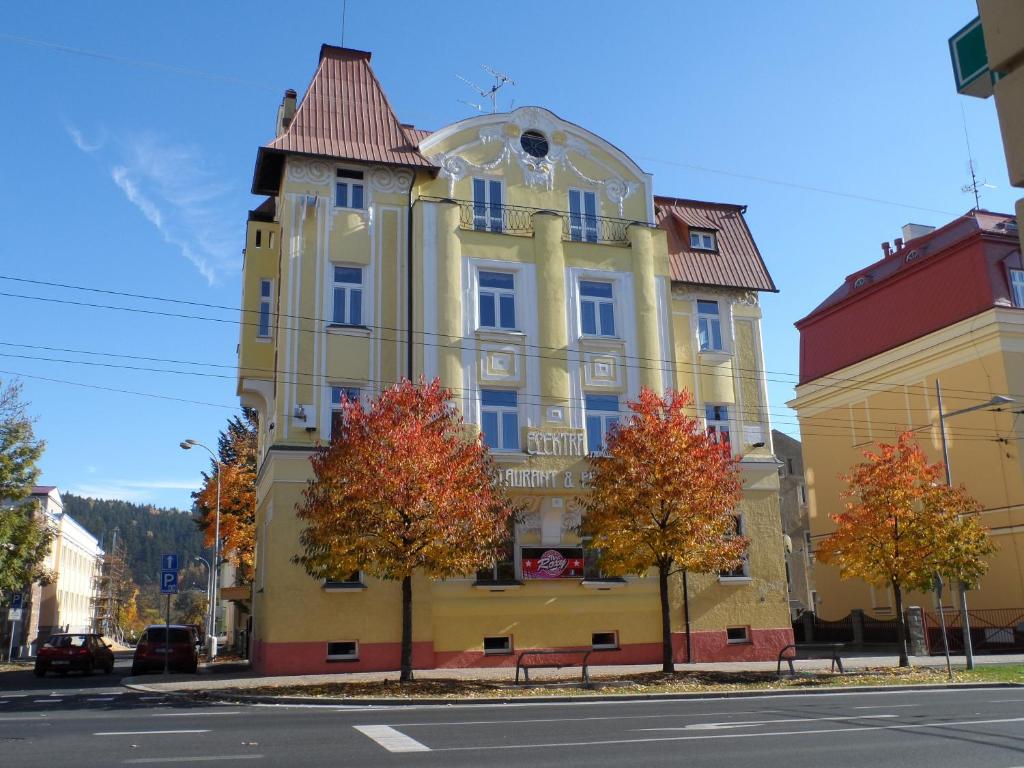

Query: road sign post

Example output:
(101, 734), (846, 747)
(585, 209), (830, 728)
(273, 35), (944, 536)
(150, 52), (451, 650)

(159, 555), (179, 676)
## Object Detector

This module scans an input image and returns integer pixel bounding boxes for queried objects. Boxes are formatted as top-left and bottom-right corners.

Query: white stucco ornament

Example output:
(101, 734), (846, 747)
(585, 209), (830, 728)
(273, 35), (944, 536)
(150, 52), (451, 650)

(425, 106), (641, 215)
(286, 158), (332, 184)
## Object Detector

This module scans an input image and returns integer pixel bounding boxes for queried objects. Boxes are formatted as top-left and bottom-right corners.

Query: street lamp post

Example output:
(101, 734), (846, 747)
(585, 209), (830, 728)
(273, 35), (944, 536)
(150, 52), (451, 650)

(935, 381), (1012, 671)
(193, 556), (212, 641)
(180, 439), (221, 661)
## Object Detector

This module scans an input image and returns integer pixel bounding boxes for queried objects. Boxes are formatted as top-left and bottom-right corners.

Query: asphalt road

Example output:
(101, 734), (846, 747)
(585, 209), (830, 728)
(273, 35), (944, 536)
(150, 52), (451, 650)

(1, 676), (1023, 767)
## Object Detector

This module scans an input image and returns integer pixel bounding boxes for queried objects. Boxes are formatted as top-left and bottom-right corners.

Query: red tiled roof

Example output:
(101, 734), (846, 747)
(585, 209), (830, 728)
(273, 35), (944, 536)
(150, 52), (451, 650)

(266, 46), (433, 168)
(655, 196), (776, 292)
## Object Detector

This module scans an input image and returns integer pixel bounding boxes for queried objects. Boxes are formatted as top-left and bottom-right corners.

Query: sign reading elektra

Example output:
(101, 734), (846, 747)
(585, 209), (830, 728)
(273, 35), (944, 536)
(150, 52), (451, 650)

(525, 431), (585, 457)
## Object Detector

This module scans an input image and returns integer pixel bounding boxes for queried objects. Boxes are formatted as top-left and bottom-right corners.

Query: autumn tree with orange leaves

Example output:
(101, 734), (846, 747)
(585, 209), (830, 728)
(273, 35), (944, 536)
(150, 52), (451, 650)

(579, 388), (746, 673)
(193, 410), (257, 582)
(294, 379), (516, 682)
(816, 431), (994, 667)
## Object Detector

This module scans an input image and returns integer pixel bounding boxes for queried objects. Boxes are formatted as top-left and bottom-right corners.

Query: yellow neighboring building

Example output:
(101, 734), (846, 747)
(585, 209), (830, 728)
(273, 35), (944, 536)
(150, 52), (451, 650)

(238, 45), (789, 675)
(790, 212), (1024, 629)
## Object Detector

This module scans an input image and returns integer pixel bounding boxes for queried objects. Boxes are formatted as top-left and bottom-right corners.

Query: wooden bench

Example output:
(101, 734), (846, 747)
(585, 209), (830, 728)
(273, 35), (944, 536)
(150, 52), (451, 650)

(777, 643), (846, 677)
(514, 648), (594, 686)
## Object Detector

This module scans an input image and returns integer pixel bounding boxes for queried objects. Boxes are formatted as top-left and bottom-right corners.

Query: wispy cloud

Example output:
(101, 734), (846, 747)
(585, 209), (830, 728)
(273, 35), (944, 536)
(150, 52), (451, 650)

(66, 478), (198, 505)
(64, 123), (104, 153)
(66, 124), (239, 284)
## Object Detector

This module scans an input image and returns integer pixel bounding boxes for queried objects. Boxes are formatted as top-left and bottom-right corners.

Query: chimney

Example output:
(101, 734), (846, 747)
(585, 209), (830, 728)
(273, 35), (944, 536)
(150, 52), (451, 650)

(275, 89), (297, 137)
(901, 223), (936, 242)
(893, 237), (904, 251)
(881, 241), (892, 257)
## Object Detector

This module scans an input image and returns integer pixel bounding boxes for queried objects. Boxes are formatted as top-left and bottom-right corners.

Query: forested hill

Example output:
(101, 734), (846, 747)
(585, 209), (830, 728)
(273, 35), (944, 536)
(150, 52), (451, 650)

(62, 494), (205, 585)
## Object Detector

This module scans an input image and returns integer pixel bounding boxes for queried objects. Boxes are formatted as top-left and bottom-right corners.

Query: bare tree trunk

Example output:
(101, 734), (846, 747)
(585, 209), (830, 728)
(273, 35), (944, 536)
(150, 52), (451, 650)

(893, 581), (909, 668)
(400, 574), (414, 682)
(658, 562), (674, 673)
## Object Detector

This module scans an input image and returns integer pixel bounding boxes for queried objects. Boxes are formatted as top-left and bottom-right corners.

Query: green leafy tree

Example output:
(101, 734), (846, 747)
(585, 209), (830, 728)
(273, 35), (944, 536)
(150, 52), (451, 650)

(174, 590), (208, 626)
(0, 379), (45, 503)
(0, 503), (53, 597)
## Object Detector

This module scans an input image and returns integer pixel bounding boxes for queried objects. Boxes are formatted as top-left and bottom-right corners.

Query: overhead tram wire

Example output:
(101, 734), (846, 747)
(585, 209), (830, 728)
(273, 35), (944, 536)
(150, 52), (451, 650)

(2, 275), (1021, 406)
(0, 340), (1008, 437)
(3, 349), (1016, 443)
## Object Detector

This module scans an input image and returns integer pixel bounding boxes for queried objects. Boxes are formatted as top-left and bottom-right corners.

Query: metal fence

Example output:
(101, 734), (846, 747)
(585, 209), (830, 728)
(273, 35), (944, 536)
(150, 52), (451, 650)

(923, 608), (1024, 654)
(438, 198), (634, 245)
(792, 611), (902, 646)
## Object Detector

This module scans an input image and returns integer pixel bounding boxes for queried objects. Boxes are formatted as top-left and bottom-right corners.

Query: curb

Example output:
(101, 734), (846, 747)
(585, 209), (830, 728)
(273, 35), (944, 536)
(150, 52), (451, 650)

(123, 681), (1022, 707)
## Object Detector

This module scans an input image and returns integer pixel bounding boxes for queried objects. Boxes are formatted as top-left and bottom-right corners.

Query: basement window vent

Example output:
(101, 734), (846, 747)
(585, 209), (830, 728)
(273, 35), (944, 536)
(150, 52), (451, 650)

(726, 626), (750, 644)
(326, 640), (358, 661)
(483, 636), (512, 655)
(592, 631), (619, 650)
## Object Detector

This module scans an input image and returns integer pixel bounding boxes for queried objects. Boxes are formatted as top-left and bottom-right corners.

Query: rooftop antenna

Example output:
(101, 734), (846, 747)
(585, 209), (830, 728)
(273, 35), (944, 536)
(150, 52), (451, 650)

(456, 65), (515, 113)
(960, 104), (996, 210)
(341, 0), (348, 47)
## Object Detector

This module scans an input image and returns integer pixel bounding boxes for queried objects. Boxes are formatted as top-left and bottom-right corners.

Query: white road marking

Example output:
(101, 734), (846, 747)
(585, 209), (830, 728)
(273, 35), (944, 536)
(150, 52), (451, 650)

(636, 714), (897, 731)
(0, 694), (27, 698)
(122, 757), (263, 764)
(854, 704), (920, 709)
(392, 709), (786, 727)
(139, 696), (166, 700)
(433, 716), (1024, 752)
(354, 724), (431, 753)
(94, 729), (211, 736)
(33, 699), (62, 703)
(153, 711), (243, 717)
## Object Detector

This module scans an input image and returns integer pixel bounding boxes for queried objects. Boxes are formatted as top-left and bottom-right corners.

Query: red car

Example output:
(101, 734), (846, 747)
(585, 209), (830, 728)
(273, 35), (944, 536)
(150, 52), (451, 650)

(131, 624), (199, 675)
(34, 633), (115, 677)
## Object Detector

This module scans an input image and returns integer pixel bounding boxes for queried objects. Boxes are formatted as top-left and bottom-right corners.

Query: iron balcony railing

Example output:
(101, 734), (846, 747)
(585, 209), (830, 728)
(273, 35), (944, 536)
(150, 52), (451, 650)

(421, 197), (636, 245)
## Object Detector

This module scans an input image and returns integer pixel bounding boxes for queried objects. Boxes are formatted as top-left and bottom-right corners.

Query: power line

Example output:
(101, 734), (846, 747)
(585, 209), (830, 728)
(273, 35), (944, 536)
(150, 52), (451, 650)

(1, 274), (1019, 407)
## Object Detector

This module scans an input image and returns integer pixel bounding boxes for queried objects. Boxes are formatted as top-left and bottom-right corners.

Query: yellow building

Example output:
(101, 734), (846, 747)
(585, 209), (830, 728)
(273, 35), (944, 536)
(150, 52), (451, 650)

(238, 45), (789, 675)
(790, 212), (1024, 634)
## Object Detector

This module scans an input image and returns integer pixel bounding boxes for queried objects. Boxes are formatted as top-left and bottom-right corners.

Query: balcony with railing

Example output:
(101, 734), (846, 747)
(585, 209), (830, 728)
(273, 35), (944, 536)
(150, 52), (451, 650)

(422, 197), (636, 245)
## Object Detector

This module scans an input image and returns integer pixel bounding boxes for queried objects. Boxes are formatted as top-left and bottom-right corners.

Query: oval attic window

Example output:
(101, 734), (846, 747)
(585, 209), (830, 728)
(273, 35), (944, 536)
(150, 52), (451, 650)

(520, 130), (549, 159)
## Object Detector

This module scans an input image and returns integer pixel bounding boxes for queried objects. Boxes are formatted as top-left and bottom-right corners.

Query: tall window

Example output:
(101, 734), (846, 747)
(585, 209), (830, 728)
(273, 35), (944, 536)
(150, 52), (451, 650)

(1011, 269), (1024, 307)
(568, 189), (598, 242)
(720, 515), (748, 578)
(585, 394), (620, 454)
(332, 266), (363, 326)
(690, 229), (716, 250)
(580, 281), (615, 336)
(335, 169), (364, 209)
(705, 404), (730, 445)
(330, 386), (360, 436)
(481, 390), (519, 451)
(697, 300), (723, 351)
(257, 279), (273, 338)
(479, 271), (516, 329)
(473, 178), (503, 232)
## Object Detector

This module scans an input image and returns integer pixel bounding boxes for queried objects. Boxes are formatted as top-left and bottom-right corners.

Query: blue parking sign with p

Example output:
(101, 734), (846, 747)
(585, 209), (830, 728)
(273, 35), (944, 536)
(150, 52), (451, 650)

(161, 553), (178, 571)
(160, 569), (178, 594)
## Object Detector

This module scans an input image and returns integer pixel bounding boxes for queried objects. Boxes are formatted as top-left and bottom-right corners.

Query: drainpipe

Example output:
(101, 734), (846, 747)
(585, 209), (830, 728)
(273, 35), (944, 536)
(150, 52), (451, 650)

(682, 570), (693, 663)
(407, 180), (415, 381)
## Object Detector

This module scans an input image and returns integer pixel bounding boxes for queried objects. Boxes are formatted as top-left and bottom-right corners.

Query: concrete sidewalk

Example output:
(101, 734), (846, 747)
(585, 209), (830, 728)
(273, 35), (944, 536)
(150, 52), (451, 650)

(123, 652), (1024, 694)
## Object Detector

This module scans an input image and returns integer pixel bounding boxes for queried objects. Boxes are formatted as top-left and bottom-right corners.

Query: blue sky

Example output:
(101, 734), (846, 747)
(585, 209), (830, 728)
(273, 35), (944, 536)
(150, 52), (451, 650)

(0, 1), (1016, 510)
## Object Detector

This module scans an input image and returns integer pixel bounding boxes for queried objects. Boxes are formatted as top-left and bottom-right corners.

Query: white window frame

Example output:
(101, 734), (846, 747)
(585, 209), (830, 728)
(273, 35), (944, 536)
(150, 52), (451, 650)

(323, 571), (365, 591)
(585, 394), (620, 455)
(480, 389), (520, 452)
(579, 280), (617, 338)
(568, 188), (599, 243)
(325, 640), (359, 661)
(697, 300), (724, 352)
(477, 270), (517, 331)
(334, 168), (365, 210)
(726, 626), (750, 644)
(1010, 268), (1024, 307)
(591, 631), (619, 650)
(472, 177), (503, 232)
(483, 635), (513, 655)
(689, 229), (716, 250)
(331, 265), (364, 326)
(719, 513), (750, 581)
(257, 278), (273, 339)
(705, 403), (731, 447)
(329, 385), (362, 439)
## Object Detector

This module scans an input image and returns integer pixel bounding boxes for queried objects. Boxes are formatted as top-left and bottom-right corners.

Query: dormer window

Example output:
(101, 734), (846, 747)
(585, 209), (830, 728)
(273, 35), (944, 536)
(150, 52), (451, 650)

(689, 229), (716, 250)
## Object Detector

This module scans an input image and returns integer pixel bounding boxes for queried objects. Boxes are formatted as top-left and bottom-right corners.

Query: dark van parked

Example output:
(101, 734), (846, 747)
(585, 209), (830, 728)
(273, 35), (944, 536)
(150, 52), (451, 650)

(131, 625), (199, 674)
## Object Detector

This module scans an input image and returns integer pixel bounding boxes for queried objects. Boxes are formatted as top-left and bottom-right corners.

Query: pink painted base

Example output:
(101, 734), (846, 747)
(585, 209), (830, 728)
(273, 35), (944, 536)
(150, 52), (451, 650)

(252, 627), (794, 676)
